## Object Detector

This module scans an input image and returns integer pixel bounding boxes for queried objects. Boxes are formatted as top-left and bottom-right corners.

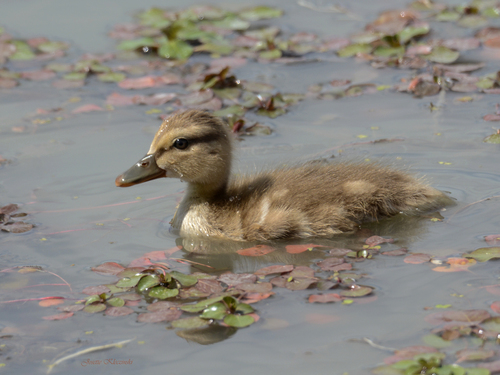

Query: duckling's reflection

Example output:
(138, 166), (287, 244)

(170, 211), (443, 274)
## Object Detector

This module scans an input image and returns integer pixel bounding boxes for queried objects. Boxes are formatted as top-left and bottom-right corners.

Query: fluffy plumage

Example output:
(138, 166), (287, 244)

(116, 110), (450, 241)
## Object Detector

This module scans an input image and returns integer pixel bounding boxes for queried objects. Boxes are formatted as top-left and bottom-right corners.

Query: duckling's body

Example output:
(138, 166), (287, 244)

(116, 110), (450, 241)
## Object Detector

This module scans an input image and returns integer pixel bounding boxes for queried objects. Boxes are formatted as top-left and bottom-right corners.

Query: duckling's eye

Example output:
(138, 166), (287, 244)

(173, 138), (189, 150)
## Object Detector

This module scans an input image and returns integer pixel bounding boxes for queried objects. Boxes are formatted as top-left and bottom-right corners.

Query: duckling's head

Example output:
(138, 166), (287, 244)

(115, 110), (232, 191)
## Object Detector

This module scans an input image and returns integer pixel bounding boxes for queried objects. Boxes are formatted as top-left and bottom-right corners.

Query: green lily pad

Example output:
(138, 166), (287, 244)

(83, 303), (107, 313)
(464, 247), (500, 262)
(117, 37), (157, 51)
(200, 302), (227, 320)
(476, 78), (495, 89)
(435, 10), (461, 21)
(465, 369), (490, 375)
(259, 49), (282, 59)
(116, 274), (145, 288)
(435, 365), (466, 375)
(37, 41), (69, 53)
(210, 16), (250, 30)
(256, 107), (286, 118)
(85, 294), (103, 305)
(424, 46), (460, 64)
(240, 6), (283, 21)
(484, 133), (500, 144)
(170, 271), (198, 287)
(482, 7), (500, 18)
(340, 285), (373, 297)
(107, 297), (125, 307)
(223, 314), (255, 327)
(180, 295), (227, 313)
(212, 88), (242, 101)
(97, 72), (126, 82)
(235, 303), (254, 314)
(350, 31), (384, 44)
(458, 15), (488, 28)
(373, 46), (405, 57)
(138, 8), (172, 28)
(63, 72), (87, 81)
(148, 286), (179, 299)
(422, 334), (452, 348)
(136, 275), (160, 291)
(481, 316), (500, 332)
(158, 40), (193, 60)
(9, 41), (35, 60)
(337, 43), (372, 58)
(171, 317), (210, 329)
(397, 25), (430, 44)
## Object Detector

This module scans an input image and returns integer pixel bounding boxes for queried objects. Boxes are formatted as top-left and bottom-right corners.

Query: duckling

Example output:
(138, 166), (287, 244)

(115, 110), (450, 241)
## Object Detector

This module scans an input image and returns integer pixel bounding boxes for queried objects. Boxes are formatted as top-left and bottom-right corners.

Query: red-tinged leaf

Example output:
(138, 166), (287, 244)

(21, 70), (56, 81)
(1, 222), (33, 233)
(39, 298), (65, 307)
(72, 104), (104, 114)
(485, 286), (500, 296)
(478, 360), (500, 373)
(105, 306), (134, 317)
(237, 245), (275, 257)
(241, 292), (273, 303)
(332, 263), (353, 272)
(188, 97), (222, 111)
(137, 309), (182, 323)
(235, 282), (272, 293)
(433, 257), (476, 272)
(382, 248), (408, 256)
(384, 346), (438, 365)
(58, 304), (84, 312)
(289, 266), (315, 278)
(218, 272), (257, 286)
(270, 276), (287, 288)
(286, 244), (321, 254)
(52, 79), (85, 89)
(308, 293), (342, 303)
(196, 279), (223, 294)
(404, 253), (432, 264)
(42, 312), (74, 320)
(118, 76), (157, 89)
(442, 38), (480, 51)
(484, 36), (500, 48)
(0, 77), (18, 89)
(319, 37), (350, 51)
(91, 262), (125, 276)
(125, 300), (140, 307)
(248, 313), (260, 323)
(486, 235), (500, 245)
(147, 301), (178, 312)
(0, 204), (19, 215)
(128, 250), (167, 267)
(456, 349), (495, 362)
(305, 313), (340, 324)
(81, 285), (111, 295)
(365, 235), (394, 246)
(491, 301), (500, 314)
(106, 92), (135, 106)
(484, 114), (500, 121)
(254, 265), (293, 276)
(317, 257), (345, 271)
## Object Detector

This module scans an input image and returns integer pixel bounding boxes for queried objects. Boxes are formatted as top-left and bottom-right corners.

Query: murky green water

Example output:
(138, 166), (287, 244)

(1, 0), (500, 374)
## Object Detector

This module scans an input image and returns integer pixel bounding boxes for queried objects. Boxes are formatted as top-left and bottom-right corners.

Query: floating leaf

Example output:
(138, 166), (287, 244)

(116, 274), (144, 288)
(180, 295), (228, 313)
(404, 253), (432, 264)
(42, 312), (74, 320)
(240, 6), (283, 21)
(308, 293), (342, 303)
(138, 8), (172, 28)
(373, 46), (405, 57)
(158, 40), (193, 60)
(218, 272), (257, 285)
(340, 285), (373, 297)
(91, 262), (126, 276)
(148, 286), (179, 299)
(464, 247), (500, 262)
(97, 72), (126, 82)
(117, 37), (157, 51)
(422, 334), (452, 348)
(397, 25), (430, 44)
(456, 349), (495, 362)
(105, 306), (134, 317)
(83, 303), (107, 313)
(9, 40), (35, 60)
(200, 302), (227, 320)
(107, 297), (125, 307)
(337, 43), (372, 57)
(137, 309), (182, 323)
(82, 285), (111, 295)
(211, 16), (250, 30)
(255, 265), (293, 276)
(223, 314), (255, 328)
(424, 46), (460, 64)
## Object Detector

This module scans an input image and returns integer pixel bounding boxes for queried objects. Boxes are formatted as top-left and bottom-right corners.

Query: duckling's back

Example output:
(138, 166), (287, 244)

(209, 162), (450, 241)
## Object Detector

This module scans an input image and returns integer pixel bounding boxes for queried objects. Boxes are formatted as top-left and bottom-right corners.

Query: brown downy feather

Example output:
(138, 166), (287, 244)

(117, 110), (452, 241)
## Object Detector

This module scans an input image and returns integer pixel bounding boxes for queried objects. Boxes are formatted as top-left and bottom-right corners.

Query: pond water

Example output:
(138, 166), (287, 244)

(1, 0), (500, 374)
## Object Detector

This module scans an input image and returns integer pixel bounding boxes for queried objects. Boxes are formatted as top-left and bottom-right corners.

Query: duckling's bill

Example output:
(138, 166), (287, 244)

(115, 154), (166, 187)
